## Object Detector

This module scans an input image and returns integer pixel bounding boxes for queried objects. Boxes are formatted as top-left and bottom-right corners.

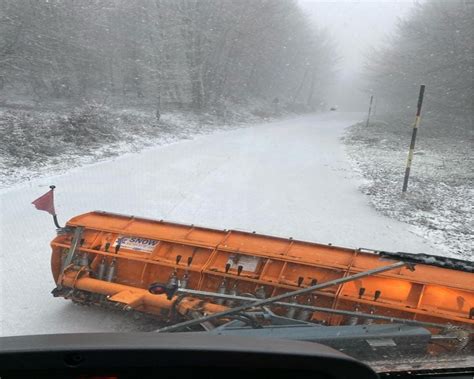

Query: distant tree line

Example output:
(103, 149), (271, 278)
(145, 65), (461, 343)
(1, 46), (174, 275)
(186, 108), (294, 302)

(365, 0), (473, 133)
(0, 0), (336, 111)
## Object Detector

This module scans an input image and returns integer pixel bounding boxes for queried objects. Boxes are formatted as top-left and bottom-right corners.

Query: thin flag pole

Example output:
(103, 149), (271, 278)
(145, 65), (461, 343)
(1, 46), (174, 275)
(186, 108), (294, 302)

(49, 185), (61, 228)
(402, 85), (425, 193)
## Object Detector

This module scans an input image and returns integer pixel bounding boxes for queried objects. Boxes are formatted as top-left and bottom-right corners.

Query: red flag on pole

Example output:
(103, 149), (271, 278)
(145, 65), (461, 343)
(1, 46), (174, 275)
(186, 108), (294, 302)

(32, 188), (56, 215)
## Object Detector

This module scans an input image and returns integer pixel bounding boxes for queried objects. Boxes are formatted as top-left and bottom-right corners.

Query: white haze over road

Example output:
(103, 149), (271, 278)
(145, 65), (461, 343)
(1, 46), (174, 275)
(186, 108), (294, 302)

(0, 112), (441, 336)
(299, 0), (416, 110)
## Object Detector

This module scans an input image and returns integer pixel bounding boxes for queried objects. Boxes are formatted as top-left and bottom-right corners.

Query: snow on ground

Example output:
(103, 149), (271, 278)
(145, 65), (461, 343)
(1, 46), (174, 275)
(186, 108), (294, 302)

(0, 105), (261, 190)
(0, 112), (444, 337)
(344, 121), (473, 260)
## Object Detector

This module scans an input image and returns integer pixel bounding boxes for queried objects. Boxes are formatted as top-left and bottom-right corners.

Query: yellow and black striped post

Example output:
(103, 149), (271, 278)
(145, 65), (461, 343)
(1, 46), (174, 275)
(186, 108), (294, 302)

(402, 85), (425, 193)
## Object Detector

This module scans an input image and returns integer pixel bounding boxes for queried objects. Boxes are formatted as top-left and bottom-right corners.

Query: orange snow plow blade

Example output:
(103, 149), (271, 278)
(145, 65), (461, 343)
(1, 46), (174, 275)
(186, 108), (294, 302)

(51, 211), (474, 329)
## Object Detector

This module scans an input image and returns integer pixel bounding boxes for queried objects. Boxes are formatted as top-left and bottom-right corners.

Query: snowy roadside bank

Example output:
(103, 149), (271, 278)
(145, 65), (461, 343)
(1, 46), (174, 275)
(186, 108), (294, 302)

(344, 121), (473, 260)
(0, 102), (285, 190)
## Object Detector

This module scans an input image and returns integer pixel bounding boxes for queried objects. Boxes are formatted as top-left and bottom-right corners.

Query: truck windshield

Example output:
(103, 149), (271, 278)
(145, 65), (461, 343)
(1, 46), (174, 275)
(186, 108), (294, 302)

(0, 0), (472, 373)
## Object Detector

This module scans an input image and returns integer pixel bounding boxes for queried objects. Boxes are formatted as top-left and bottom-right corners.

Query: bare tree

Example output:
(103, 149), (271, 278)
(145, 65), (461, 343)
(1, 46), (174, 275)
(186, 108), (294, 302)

(0, 0), (337, 111)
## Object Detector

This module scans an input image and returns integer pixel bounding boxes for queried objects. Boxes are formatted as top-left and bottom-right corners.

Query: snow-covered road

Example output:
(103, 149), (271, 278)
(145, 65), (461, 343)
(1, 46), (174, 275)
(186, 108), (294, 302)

(0, 112), (441, 336)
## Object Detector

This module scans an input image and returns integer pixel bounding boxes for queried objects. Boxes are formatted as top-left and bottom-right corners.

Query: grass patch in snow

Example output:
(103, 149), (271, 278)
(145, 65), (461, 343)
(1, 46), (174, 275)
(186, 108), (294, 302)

(0, 99), (287, 189)
(344, 120), (473, 260)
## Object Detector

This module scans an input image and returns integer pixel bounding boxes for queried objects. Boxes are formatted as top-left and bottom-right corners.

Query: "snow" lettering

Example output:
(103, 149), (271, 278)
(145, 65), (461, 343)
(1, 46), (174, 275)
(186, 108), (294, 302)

(114, 236), (159, 253)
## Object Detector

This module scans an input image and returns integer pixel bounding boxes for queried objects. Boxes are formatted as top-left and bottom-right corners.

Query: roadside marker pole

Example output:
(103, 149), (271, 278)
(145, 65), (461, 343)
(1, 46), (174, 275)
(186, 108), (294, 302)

(402, 85), (425, 193)
(365, 95), (374, 127)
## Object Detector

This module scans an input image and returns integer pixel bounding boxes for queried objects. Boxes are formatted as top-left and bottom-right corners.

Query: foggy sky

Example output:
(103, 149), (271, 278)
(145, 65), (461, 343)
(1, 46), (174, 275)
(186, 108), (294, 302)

(299, 0), (416, 110)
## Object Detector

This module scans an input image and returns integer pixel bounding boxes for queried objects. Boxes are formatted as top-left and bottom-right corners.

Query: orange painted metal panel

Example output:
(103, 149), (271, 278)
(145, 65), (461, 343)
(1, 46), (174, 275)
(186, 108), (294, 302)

(52, 211), (474, 328)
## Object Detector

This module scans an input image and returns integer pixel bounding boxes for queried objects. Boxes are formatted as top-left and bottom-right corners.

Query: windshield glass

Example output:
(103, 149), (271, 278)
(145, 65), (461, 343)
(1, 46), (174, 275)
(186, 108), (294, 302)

(0, 0), (472, 374)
